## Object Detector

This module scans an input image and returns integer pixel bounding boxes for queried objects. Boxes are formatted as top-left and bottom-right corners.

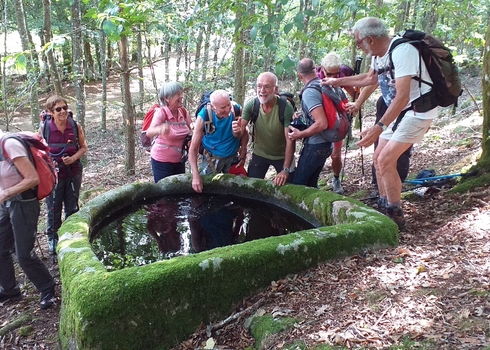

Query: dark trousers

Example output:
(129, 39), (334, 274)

(151, 158), (185, 183)
(372, 97), (412, 185)
(293, 142), (332, 188)
(247, 153), (294, 183)
(46, 172), (83, 241)
(0, 197), (54, 295)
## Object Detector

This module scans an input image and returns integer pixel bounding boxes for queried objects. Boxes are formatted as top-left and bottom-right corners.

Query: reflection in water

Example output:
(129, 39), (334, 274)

(91, 195), (314, 271)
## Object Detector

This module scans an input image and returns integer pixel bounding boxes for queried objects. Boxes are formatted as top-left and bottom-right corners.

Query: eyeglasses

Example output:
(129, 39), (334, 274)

(257, 84), (273, 91)
(54, 105), (68, 112)
(325, 71), (340, 77)
(356, 36), (369, 48)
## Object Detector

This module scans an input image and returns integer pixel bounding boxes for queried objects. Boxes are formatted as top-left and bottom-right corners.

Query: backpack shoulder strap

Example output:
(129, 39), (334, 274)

(202, 104), (214, 135)
(277, 95), (286, 126)
(0, 135), (34, 165)
(232, 102), (241, 118)
(387, 37), (416, 79)
(251, 98), (260, 124)
(68, 113), (80, 149)
(41, 115), (51, 143)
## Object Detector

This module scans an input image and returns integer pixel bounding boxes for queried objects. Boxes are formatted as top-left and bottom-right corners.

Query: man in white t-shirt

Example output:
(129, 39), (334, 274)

(322, 17), (437, 229)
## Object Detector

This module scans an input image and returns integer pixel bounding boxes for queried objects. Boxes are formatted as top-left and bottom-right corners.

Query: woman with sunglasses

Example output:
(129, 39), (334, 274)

(145, 82), (192, 183)
(40, 95), (88, 256)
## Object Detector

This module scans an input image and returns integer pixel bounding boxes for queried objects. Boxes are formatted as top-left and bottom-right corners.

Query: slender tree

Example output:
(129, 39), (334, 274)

(42, 0), (63, 95)
(14, 0), (39, 129)
(119, 34), (136, 175)
(72, 0), (86, 129)
(479, 16), (490, 169)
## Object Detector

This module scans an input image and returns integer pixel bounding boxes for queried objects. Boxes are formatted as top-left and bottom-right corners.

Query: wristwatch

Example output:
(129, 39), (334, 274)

(376, 122), (387, 131)
(283, 167), (290, 174)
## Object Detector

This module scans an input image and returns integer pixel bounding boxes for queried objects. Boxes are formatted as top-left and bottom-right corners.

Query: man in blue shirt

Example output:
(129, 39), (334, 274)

(188, 90), (247, 193)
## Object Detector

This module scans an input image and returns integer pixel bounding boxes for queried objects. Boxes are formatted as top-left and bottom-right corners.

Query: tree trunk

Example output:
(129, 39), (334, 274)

(42, 0), (62, 94)
(164, 41), (170, 81)
(479, 17), (490, 168)
(84, 39), (95, 81)
(14, 0), (39, 129)
(99, 20), (107, 132)
(2, 0), (10, 131)
(233, 7), (245, 105)
(144, 31), (159, 96)
(119, 35), (136, 175)
(201, 22), (211, 82)
(72, 0), (86, 130)
(421, 1), (438, 33)
(195, 28), (203, 80)
(136, 27), (144, 112)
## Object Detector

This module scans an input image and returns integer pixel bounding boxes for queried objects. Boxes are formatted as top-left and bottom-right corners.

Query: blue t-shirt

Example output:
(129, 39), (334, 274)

(198, 106), (240, 158)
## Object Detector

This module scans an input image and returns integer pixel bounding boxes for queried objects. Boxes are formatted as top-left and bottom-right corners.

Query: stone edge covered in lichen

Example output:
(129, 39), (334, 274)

(58, 174), (398, 350)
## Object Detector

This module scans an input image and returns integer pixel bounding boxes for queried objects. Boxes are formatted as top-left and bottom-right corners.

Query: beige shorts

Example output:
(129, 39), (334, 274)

(380, 114), (433, 144)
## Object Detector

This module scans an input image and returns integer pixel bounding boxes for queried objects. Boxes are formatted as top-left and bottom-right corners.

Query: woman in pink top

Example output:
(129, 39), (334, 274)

(145, 82), (192, 182)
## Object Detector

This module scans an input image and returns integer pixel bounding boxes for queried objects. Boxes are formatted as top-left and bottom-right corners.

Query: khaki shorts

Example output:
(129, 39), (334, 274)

(380, 114), (433, 144)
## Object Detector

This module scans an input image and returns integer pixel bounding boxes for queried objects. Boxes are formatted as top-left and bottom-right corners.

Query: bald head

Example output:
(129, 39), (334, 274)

(296, 58), (317, 83)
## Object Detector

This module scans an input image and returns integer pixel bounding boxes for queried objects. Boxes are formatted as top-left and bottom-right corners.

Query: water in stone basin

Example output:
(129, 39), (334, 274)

(90, 194), (315, 271)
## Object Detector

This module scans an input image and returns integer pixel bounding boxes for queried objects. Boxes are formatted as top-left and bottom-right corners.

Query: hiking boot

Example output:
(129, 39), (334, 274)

(48, 238), (58, 255)
(331, 177), (344, 195)
(0, 290), (22, 303)
(386, 205), (406, 230)
(40, 290), (56, 310)
(377, 198), (387, 215)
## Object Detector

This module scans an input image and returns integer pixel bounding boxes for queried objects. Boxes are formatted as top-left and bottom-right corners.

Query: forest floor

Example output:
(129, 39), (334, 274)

(0, 72), (489, 350)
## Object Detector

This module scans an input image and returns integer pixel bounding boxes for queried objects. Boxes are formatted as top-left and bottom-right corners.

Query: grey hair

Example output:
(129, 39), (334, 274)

(257, 72), (278, 86)
(158, 82), (183, 106)
(297, 58), (316, 75)
(321, 53), (342, 70)
(352, 17), (388, 40)
(210, 90), (230, 105)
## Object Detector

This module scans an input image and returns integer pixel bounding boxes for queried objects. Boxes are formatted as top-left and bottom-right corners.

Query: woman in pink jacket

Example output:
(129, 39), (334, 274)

(145, 82), (192, 182)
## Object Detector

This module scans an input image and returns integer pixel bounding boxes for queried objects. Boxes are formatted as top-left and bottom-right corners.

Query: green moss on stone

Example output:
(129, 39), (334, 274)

(58, 175), (398, 350)
(249, 314), (298, 347)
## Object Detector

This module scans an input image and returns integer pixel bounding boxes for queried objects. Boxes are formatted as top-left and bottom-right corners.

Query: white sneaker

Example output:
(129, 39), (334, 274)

(332, 177), (344, 195)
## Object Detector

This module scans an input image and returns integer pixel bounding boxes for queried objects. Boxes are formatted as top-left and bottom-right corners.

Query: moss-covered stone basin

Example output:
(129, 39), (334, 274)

(57, 174), (398, 350)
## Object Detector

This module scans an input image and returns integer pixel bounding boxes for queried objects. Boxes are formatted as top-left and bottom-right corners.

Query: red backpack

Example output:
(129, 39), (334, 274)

(141, 104), (161, 150)
(306, 85), (352, 143)
(0, 132), (57, 200)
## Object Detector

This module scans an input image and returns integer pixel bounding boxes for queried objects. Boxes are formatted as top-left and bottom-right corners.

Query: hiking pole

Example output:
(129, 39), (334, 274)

(353, 56), (365, 177)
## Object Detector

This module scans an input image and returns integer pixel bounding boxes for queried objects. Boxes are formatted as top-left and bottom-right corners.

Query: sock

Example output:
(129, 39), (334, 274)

(388, 201), (401, 208)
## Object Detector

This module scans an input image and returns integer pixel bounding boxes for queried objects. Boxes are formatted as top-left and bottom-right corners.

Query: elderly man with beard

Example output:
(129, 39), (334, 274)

(240, 72), (295, 186)
(322, 17), (437, 229)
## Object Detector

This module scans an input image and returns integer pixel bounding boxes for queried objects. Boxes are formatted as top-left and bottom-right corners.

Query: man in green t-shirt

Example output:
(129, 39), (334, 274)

(239, 72), (295, 186)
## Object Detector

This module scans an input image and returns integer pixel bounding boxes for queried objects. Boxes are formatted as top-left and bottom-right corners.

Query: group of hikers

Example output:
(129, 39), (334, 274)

(0, 16), (440, 310)
(149, 16), (436, 233)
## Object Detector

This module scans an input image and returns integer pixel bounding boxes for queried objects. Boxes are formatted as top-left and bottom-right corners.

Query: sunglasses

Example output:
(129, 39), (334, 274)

(54, 105), (68, 112)
(356, 36), (369, 48)
(325, 71), (340, 77)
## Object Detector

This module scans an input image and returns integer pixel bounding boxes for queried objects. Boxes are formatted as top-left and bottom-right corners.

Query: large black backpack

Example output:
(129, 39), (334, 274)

(380, 29), (462, 111)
